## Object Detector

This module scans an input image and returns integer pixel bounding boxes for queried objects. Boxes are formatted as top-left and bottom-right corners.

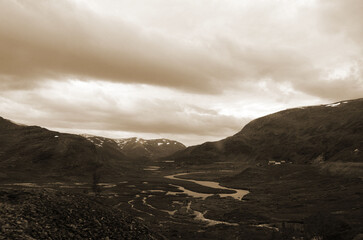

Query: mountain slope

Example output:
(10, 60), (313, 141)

(82, 135), (186, 160)
(0, 117), (105, 181)
(169, 98), (363, 165)
(0, 117), (185, 182)
(0, 117), (137, 182)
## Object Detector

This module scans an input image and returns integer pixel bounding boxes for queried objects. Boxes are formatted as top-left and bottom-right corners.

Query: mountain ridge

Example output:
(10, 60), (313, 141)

(0, 117), (103, 181)
(168, 98), (363, 165)
(82, 135), (186, 160)
(0, 117), (184, 182)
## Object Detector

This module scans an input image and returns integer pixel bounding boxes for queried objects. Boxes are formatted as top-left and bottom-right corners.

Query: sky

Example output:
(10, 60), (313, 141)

(0, 0), (362, 146)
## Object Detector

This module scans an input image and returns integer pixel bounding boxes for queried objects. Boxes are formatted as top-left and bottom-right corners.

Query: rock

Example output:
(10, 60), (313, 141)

(0, 189), (162, 239)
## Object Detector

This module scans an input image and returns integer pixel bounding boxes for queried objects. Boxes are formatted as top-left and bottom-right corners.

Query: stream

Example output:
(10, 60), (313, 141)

(162, 172), (249, 226)
(124, 171), (249, 227)
(165, 172), (249, 200)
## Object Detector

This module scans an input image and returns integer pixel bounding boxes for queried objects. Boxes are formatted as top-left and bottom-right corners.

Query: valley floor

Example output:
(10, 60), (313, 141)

(0, 188), (162, 240)
(1, 161), (362, 240)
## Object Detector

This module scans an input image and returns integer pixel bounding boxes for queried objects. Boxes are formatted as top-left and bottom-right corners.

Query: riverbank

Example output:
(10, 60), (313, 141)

(165, 172), (249, 200)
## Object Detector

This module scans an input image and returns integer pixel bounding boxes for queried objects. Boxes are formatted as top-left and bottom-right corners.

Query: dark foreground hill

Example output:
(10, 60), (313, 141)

(0, 117), (185, 182)
(170, 98), (363, 165)
(0, 188), (163, 240)
(0, 117), (145, 182)
(82, 135), (185, 160)
(0, 117), (103, 182)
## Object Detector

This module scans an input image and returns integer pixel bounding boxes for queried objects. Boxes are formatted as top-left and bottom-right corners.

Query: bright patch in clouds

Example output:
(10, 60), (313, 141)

(0, 0), (362, 146)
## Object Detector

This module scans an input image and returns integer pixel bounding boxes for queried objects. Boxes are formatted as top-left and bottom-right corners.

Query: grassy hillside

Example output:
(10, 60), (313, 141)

(169, 98), (363, 165)
(0, 117), (147, 182)
(0, 117), (183, 182)
(0, 117), (103, 182)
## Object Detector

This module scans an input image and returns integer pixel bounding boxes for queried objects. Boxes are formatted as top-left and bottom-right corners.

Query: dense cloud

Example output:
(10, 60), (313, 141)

(318, 0), (363, 48)
(0, 0), (361, 97)
(0, 1), (238, 93)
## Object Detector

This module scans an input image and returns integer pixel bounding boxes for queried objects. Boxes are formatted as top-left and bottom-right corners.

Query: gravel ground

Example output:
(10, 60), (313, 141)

(0, 188), (164, 240)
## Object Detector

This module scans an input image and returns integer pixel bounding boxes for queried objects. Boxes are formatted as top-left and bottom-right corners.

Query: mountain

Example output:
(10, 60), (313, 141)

(0, 117), (139, 182)
(0, 117), (103, 182)
(0, 116), (185, 182)
(82, 135), (186, 160)
(169, 98), (363, 165)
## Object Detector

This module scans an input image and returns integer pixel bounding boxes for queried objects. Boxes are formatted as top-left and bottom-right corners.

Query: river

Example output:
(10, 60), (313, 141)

(164, 172), (249, 200)
(162, 172), (249, 226)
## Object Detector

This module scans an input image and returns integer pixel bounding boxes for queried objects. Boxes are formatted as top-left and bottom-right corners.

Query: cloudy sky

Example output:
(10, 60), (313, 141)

(0, 0), (362, 146)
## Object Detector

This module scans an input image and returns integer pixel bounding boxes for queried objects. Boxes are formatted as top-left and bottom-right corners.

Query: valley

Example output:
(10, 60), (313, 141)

(2, 1), (363, 238)
(1, 158), (362, 239)
(1, 99), (362, 239)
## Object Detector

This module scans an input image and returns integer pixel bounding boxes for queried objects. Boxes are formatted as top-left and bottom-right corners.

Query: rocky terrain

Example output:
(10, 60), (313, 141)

(0, 188), (163, 239)
(82, 135), (185, 160)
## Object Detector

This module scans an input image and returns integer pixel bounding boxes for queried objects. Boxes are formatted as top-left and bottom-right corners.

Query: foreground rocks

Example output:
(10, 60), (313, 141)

(0, 188), (163, 240)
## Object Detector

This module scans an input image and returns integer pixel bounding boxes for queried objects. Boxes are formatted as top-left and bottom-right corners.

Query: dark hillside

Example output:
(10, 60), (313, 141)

(0, 117), (183, 182)
(0, 117), (102, 182)
(169, 98), (363, 165)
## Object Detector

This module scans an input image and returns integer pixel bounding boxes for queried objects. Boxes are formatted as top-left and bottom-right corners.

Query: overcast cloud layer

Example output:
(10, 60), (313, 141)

(0, 0), (362, 145)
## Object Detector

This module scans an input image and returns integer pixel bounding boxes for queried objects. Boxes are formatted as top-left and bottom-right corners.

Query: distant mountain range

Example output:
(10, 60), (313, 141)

(81, 135), (185, 160)
(1, 98), (362, 181)
(0, 117), (184, 182)
(169, 98), (363, 165)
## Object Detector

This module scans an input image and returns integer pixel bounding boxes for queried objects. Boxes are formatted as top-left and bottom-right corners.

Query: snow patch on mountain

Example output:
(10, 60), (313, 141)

(80, 135), (186, 159)
(326, 102), (341, 107)
(325, 101), (349, 107)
